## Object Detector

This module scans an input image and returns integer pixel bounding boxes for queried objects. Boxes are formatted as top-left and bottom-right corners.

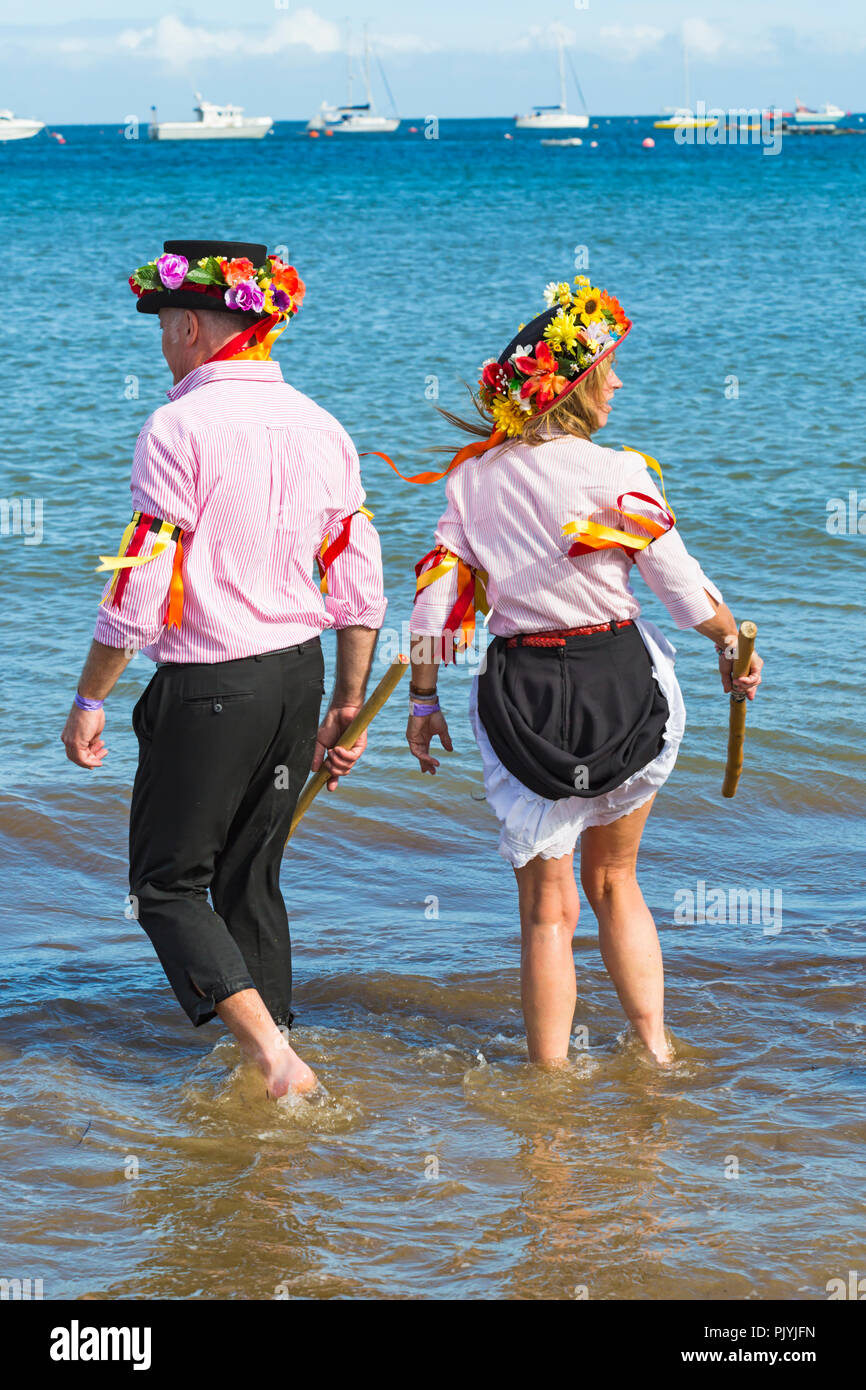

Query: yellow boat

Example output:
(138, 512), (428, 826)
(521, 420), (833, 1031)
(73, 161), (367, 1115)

(654, 114), (718, 130)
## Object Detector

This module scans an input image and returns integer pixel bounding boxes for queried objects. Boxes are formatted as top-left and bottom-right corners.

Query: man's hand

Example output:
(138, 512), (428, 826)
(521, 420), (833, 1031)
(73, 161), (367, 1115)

(311, 704), (368, 792)
(406, 711), (453, 775)
(61, 704), (108, 769)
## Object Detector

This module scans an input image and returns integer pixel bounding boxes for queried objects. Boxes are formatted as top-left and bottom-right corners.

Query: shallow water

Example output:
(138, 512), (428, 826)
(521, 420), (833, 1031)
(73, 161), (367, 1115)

(1, 118), (864, 1299)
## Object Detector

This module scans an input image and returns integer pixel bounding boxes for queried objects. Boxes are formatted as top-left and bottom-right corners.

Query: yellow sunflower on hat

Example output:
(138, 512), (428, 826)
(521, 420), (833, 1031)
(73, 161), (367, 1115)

(573, 285), (606, 327)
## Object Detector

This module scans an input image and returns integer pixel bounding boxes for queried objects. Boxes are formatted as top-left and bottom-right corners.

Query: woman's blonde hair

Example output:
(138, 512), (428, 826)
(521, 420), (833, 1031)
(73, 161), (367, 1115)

(435, 356), (613, 450)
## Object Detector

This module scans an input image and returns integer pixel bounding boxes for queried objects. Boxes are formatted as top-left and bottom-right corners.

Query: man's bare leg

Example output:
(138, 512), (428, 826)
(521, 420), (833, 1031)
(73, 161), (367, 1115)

(216, 988), (318, 1099)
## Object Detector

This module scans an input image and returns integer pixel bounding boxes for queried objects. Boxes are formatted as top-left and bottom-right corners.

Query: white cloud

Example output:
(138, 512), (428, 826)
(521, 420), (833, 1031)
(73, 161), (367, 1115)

(597, 25), (666, 63)
(5, 10), (434, 69)
(682, 19), (725, 59)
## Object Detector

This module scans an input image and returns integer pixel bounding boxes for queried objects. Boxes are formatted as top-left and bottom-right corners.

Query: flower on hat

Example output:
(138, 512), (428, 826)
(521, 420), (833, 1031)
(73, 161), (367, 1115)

(221, 257), (256, 287)
(225, 280), (266, 313)
(572, 285), (606, 327)
(543, 280), (573, 309)
(512, 342), (569, 407)
(156, 253), (189, 290)
(544, 310), (583, 356)
(491, 395), (528, 437)
(472, 276), (630, 430)
(129, 247), (306, 324)
(583, 321), (612, 352)
(600, 289), (628, 334)
(481, 359), (510, 394)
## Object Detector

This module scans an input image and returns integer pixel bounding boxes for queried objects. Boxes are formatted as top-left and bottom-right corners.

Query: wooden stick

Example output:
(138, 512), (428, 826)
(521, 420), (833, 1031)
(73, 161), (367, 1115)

(721, 620), (758, 799)
(287, 655), (410, 840)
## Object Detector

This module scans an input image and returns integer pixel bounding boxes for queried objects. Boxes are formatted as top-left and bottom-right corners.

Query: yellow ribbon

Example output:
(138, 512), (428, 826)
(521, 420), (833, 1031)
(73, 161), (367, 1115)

(96, 519), (177, 572)
(622, 445), (676, 524)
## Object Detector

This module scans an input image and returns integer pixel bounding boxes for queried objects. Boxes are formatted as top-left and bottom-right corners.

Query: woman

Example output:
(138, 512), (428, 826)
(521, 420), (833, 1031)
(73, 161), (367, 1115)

(405, 276), (762, 1067)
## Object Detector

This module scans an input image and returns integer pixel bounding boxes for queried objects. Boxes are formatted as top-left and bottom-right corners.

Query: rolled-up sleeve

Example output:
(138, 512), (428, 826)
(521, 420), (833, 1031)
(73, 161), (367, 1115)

(94, 417), (197, 651)
(624, 466), (722, 629)
(320, 439), (387, 629)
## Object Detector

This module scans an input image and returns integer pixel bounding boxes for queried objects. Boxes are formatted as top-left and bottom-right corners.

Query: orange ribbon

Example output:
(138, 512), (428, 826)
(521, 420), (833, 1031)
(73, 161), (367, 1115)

(362, 428), (507, 486)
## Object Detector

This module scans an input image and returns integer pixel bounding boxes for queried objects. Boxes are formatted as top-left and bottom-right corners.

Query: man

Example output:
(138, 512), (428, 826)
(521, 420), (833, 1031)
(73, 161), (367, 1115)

(60, 239), (386, 1099)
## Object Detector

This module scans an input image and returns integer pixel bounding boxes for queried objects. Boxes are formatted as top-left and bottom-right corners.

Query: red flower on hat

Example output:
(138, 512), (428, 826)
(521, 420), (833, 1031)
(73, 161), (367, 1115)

(481, 361), (510, 394)
(129, 275), (144, 299)
(513, 341), (569, 407)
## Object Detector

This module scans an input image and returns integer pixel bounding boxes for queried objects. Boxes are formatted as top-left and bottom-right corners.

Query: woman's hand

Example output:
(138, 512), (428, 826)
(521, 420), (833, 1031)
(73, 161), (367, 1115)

(406, 711), (453, 774)
(717, 636), (763, 701)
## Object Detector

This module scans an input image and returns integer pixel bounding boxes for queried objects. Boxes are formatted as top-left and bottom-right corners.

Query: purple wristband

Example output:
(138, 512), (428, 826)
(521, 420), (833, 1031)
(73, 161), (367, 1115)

(410, 699), (440, 717)
(74, 692), (104, 712)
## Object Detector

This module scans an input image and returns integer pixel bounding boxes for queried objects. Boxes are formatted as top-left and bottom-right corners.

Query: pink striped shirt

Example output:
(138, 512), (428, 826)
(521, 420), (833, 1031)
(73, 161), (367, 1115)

(94, 360), (387, 663)
(410, 435), (722, 636)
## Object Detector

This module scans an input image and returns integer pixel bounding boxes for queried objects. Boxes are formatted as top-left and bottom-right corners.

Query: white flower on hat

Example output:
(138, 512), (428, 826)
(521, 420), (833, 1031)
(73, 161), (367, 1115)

(509, 386), (533, 412)
(543, 282), (560, 308)
(584, 322), (612, 352)
(511, 344), (534, 361)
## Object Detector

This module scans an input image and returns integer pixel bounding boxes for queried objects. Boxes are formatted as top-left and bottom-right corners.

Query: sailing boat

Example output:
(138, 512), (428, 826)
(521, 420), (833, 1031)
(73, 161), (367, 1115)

(654, 33), (718, 131)
(307, 26), (400, 133)
(515, 39), (590, 130)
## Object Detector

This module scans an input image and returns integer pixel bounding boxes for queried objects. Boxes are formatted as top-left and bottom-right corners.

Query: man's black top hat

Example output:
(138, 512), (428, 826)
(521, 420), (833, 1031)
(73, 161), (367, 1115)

(136, 240), (269, 315)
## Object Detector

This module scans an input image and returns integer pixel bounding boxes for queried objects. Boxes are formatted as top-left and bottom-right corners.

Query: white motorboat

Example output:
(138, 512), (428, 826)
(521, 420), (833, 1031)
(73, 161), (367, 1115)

(0, 109), (44, 141)
(307, 27), (400, 133)
(515, 40), (589, 130)
(148, 94), (272, 141)
(792, 101), (845, 126)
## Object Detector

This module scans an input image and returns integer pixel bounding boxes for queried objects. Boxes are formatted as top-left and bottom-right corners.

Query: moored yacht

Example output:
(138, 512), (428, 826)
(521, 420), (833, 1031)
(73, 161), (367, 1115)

(0, 109), (44, 141)
(148, 94), (272, 141)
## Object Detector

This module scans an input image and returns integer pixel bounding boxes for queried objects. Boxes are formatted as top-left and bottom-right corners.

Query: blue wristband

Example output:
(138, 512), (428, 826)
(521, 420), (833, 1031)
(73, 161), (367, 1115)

(74, 692), (104, 712)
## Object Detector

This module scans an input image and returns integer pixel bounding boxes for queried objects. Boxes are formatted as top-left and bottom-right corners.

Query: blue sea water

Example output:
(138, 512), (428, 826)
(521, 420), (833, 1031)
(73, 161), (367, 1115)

(0, 118), (864, 1301)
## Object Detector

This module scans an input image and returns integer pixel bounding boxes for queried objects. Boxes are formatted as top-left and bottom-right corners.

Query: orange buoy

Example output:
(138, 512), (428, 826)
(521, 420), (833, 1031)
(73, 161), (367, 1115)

(642, 137), (655, 148)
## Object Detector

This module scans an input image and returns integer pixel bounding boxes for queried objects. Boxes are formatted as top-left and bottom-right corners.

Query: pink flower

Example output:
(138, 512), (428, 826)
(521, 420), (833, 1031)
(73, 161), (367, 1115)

(225, 281), (265, 313)
(156, 254), (189, 290)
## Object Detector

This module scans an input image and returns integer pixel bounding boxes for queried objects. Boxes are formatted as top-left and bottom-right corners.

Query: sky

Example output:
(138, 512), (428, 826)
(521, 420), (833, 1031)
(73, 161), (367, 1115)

(0, 0), (863, 123)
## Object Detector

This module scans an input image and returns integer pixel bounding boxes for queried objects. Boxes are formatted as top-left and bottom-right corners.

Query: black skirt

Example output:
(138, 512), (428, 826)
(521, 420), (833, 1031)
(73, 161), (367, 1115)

(476, 623), (670, 802)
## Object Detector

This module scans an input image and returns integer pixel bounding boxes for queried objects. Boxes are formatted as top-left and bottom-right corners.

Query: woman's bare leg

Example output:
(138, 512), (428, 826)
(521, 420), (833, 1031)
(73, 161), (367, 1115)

(579, 797), (671, 1064)
(513, 853), (581, 1064)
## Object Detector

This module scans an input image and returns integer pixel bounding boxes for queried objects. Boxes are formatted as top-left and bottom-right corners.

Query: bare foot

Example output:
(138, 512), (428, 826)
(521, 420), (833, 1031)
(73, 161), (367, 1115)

(646, 1034), (673, 1068)
(261, 1039), (319, 1100)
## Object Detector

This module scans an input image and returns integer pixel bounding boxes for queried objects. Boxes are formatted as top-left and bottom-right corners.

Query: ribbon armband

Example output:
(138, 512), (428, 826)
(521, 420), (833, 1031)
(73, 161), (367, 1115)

(562, 447), (676, 558)
(317, 505), (374, 595)
(413, 545), (490, 660)
(96, 511), (185, 630)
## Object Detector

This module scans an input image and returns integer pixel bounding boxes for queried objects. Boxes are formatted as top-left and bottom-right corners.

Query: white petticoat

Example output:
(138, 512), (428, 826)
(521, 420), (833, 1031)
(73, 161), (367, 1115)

(468, 618), (686, 868)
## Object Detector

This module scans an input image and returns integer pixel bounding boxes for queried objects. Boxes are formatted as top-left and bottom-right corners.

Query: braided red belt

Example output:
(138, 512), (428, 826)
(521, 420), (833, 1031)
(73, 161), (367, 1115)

(506, 619), (634, 648)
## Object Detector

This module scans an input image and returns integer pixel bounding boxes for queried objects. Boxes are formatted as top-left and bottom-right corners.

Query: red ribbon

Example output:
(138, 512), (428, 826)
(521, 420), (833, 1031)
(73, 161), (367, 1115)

(111, 512), (154, 611)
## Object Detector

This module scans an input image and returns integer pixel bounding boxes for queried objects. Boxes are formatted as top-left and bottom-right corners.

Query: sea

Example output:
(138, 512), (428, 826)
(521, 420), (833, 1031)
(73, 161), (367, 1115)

(0, 117), (864, 1301)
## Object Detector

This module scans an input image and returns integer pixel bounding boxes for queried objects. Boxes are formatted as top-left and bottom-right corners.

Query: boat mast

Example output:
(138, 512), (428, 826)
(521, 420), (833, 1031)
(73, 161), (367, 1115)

(683, 31), (690, 112)
(364, 24), (373, 108)
(559, 39), (566, 112)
